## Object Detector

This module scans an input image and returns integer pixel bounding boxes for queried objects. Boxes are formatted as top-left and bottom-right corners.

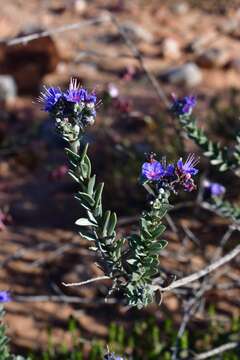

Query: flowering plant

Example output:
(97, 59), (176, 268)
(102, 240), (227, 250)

(39, 79), (201, 308)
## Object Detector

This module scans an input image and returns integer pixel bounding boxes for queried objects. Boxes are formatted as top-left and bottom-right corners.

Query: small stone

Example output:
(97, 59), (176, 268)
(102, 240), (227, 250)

(219, 19), (238, 34)
(196, 48), (230, 68)
(107, 83), (119, 98)
(229, 58), (240, 71)
(0, 75), (17, 101)
(171, 2), (189, 14)
(160, 62), (202, 87)
(74, 0), (87, 14)
(162, 38), (181, 59)
(120, 21), (154, 43)
(186, 33), (217, 54)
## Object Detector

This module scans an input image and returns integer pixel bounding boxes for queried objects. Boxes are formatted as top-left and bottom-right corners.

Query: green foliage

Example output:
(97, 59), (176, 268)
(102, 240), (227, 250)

(0, 306), (11, 360)
(0, 306), (28, 360)
(233, 135), (240, 167)
(211, 197), (240, 224)
(125, 189), (170, 308)
(66, 141), (122, 280)
(62, 127), (171, 307)
(178, 111), (240, 225)
(179, 114), (233, 172)
(0, 307), (239, 359)
(26, 315), (240, 359)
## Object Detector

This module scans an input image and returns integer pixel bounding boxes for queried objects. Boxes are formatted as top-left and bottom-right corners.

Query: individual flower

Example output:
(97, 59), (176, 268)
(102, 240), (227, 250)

(204, 181), (225, 197)
(114, 98), (132, 113)
(210, 183), (226, 196)
(182, 177), (197, 192)
(39, 86), (62, 112)
(142, 161), (164, 181)
(171, 94), (196, 116)
(49, 165), (69, 181)
(177, 154), (199, 176)
(0, 213), (6, 231)
(65, 87), (87, 103)
(0, 209), (12, 231)
(0, 291), (11, 303)
(176, 154), (199, 192)
(121, 65), (136, 81)
(64, 78), (97, 104)
(85, 92), (97, 103)
(161, 158), (175, 178)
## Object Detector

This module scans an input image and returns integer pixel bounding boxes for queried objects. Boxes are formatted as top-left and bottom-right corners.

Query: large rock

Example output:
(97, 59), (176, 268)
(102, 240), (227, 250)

(160, 62), (202, 87)
(0, 75), (17, 101)
(0, 27), (59, 93)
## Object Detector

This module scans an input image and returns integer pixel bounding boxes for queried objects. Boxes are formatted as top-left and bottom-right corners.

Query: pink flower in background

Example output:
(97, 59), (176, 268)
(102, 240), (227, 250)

(49, 165), (69, 181)
(0, 209), (12, 231)
(121, 65), (136, 81)
(114, 98), (132, 113)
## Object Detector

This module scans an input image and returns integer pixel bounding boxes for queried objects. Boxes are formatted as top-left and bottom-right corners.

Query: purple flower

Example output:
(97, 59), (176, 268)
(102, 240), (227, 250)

(176, 154), (199, 192)
(86, 92), (97, 103)
(104, 354), (124, 360)
(65, 88), (87, 103)
(0, 291), (11, 303)
(164, 163), (175, 177)
(177, 154), (199, 176)
(64, 78), (97, 104)
(39, 86), (62, 112)
(142, 161), (164, 181)
(204, 181), (225, 197)
(171, 94), (196, 116)
(183, 177), (196, 192)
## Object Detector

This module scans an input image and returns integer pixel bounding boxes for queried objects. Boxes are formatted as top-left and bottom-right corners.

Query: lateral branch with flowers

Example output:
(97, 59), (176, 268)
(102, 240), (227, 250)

(172, 94), (240, 174)
(172, 94), (240, 226)
(39, 79), (200, 308)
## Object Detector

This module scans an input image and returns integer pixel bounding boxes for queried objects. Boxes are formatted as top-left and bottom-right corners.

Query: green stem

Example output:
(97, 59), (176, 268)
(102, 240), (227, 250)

(70, 139), (80, 154)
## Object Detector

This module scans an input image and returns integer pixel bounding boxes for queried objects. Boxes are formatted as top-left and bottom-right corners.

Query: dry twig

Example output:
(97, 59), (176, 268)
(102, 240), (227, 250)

(155, 243), (240, 292)
(194, 342), (239, 359)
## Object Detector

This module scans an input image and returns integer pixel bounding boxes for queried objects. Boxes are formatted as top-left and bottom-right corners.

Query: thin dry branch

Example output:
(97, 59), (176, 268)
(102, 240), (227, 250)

(154, 244), (240, 292)
(62, 275), (110, 287)
(194, 342), (239, 359)
(110, 13), (170, 108)
(5, 14), (110, 46)
(14, 294), (118, 304)
(62, 244), (240, 292)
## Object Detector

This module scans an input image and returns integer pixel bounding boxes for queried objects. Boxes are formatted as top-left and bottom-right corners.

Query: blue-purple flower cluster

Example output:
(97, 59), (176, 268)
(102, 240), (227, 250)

(0, 291), (11, 303)
(171, 94), (196, 116)
(39, 78), (97, 129)
(203, 180), (226, 197)
(141, 153), (199, 192)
